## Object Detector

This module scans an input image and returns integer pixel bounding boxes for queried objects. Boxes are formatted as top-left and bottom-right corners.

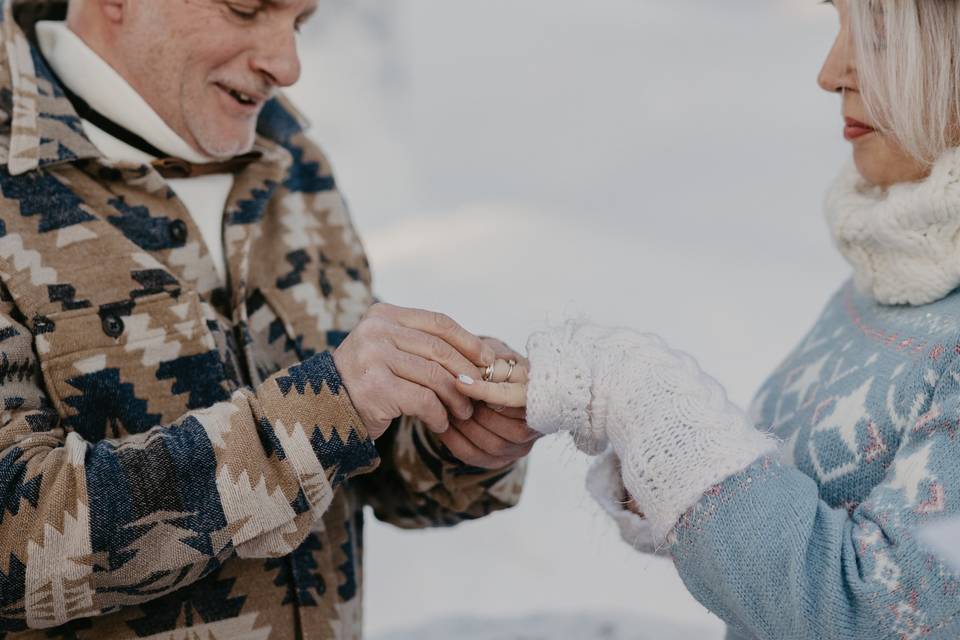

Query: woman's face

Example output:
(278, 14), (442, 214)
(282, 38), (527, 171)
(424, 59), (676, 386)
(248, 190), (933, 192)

(818, 0), (929, 187)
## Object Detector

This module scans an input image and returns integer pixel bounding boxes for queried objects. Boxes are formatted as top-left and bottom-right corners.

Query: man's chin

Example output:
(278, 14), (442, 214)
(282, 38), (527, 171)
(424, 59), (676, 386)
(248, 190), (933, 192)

(194, 130), (257, 160)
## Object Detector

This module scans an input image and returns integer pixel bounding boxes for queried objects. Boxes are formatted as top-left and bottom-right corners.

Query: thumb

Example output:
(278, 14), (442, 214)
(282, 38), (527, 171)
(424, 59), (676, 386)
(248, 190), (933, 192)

(570, 427), (609, 455)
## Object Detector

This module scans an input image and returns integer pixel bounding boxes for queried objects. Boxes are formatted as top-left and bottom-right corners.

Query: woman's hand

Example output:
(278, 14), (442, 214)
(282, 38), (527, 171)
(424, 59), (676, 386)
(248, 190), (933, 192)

(454, 365), (529, 409)
(454, 336), (529, 410)
(625, 491), (645, 517)
(442, 340), (536, 468)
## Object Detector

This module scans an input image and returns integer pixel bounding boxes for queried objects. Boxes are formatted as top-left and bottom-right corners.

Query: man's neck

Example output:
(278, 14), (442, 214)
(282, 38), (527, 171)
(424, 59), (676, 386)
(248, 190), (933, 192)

(34, 20), (212, 164)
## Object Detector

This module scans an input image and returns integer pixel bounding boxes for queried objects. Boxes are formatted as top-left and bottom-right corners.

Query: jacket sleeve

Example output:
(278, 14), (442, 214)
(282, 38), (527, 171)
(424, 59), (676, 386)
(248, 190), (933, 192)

(669, 352), (960, 640)
(0, 301), (379, 630)
(356, 415), (526, 529)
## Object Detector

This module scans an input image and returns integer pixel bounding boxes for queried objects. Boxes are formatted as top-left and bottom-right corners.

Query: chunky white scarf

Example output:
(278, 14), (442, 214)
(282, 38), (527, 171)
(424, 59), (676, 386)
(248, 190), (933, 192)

(825, 147), (960, 306)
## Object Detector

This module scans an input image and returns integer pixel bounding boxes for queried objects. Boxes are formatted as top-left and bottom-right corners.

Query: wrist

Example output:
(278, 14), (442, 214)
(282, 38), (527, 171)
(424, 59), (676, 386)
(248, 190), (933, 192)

(525, 324), (593, 435)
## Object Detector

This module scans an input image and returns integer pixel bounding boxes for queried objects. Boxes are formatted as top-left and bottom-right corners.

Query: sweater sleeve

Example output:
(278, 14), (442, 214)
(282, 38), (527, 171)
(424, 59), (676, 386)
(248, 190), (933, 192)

(671, 354), (960, 639)
(0, 303), (379, 630)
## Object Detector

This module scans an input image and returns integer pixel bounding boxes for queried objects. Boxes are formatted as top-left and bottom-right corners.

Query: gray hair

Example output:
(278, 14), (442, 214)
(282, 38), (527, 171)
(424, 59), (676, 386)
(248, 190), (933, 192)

(850, 0), (960, 165)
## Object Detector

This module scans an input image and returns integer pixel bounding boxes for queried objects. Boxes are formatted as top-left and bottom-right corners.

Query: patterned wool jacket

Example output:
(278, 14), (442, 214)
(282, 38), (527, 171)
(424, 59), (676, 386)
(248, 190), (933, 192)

(0, 2), (526, 638)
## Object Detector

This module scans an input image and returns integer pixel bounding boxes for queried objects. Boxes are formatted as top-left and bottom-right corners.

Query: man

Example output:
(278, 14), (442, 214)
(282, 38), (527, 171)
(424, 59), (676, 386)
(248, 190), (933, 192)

(0, 1), (533, 638)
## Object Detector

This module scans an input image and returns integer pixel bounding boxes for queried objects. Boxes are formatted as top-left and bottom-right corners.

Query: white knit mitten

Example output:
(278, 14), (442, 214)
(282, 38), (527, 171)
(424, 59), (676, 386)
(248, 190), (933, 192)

(527, 322), (778, 544)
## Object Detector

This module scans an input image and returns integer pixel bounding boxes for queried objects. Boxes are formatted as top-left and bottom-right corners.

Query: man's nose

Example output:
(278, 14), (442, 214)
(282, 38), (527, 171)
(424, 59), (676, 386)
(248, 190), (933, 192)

(251, 28), (301, 88)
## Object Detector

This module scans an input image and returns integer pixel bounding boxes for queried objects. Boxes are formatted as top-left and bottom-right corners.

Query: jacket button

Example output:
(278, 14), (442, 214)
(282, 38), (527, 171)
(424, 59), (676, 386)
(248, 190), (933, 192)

(169, 220), (188, 244)
(32, 316), (55, 334)
(101, 314), (125, 338)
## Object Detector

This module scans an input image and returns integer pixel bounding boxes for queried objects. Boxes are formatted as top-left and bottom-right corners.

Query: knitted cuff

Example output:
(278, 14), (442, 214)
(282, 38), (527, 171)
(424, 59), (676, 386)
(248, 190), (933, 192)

(586, 448), (663, 555)
(526, 323), (609, 454)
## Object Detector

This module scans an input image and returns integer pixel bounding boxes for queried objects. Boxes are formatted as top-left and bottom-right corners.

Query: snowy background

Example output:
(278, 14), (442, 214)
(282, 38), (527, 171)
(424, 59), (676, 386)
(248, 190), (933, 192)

(286, 1), (849, 637)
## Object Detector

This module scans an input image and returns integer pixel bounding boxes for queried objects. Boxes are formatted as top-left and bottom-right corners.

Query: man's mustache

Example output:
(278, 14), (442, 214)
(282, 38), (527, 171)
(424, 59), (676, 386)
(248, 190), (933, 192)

(213, 78), (275, 104)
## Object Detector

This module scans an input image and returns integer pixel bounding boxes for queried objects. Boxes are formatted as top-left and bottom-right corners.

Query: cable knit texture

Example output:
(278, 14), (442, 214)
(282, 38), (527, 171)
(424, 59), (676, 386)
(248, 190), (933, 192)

(826, 146), (960, 306)
(526, 323), (778, 543)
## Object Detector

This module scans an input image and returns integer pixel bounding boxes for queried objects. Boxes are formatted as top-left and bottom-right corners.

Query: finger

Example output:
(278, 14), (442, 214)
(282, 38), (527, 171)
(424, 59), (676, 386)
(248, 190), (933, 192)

(487, 404), (526, 420)
(391, 325), (483, 381)
(381, 306), (495, 366)
(486, 358), (512, 383)
(453, 417), (533, 458)
(438, 426), (516, 470)
(483, 356), (529, 385)
(481, 338), (530, 372)
(393, 378), (450, 434)
(507, 362), (529, 384)
(471, 403), (539, 444)
(389, 352), (473, 421)
(481, 337), (517, 360)
(456, 375), (527, 408)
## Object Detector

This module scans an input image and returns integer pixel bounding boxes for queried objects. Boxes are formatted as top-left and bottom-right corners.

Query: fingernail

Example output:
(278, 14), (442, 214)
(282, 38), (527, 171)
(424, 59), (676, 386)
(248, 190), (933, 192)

(458, 374), (475, 385)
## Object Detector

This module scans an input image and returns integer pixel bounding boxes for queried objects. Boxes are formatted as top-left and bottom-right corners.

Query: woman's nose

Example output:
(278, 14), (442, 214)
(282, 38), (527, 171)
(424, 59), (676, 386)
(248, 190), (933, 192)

(818, 29), (856, 94)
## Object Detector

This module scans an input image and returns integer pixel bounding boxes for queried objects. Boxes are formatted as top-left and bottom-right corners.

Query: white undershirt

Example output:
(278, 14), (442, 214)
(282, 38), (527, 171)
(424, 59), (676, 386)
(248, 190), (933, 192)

(35, 21), (231, 285)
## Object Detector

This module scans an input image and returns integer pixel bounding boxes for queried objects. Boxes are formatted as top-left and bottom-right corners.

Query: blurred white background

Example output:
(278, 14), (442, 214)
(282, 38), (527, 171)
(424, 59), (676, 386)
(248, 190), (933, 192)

(287, 1), (849, 637)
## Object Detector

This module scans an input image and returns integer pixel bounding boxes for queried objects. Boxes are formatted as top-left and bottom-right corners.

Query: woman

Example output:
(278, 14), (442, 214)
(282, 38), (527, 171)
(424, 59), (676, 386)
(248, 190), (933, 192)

(459, 1), (960, 638)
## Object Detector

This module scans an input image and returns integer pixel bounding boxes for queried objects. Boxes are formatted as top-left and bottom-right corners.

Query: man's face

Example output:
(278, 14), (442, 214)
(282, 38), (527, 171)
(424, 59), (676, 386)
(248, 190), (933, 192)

(114, 0), (317, 159)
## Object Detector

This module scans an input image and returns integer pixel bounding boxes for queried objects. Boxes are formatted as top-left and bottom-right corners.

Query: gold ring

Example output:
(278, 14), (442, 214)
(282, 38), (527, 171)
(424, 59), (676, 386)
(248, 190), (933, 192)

(505, 359), (517, 382)
(482, 363), (496, 382)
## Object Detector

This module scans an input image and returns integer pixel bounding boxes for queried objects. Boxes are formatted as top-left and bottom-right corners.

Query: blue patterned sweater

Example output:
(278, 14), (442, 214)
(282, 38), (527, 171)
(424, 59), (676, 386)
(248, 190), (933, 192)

(671, 279), (960, 640)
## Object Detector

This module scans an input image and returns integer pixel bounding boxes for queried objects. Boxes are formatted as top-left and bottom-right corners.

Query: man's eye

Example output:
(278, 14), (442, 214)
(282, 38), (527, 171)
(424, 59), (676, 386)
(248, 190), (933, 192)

(228, 4), (259, 20)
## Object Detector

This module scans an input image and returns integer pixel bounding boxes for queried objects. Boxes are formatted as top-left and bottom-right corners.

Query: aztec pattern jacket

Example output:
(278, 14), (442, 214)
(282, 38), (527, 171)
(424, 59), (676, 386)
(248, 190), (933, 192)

(0, 1), (526, 638)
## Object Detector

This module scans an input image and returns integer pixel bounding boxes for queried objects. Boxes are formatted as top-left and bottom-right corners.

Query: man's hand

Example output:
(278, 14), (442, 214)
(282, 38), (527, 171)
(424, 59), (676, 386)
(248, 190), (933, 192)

(442, 404), (539, 469)
(333, 303), (495, 440)
(440, 337), (539, 469)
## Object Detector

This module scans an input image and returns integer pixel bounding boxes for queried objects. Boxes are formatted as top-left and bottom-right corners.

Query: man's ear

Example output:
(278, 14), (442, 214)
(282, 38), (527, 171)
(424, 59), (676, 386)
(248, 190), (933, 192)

(100, 0), (125, 23)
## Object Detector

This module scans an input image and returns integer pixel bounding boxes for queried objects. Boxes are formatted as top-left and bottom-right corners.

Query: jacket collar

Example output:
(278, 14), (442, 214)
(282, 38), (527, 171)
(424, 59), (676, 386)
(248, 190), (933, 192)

(0, 0), (99, 174)
(0, 0), (311, 176)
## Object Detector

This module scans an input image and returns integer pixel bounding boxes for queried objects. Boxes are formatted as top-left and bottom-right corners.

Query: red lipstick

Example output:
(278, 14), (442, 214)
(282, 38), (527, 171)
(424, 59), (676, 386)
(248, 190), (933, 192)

(844, 117), (875, 141)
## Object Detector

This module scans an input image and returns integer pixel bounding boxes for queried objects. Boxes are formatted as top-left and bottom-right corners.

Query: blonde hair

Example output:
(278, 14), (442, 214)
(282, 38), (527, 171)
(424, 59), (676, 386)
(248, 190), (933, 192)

(850, 1), (960, 165)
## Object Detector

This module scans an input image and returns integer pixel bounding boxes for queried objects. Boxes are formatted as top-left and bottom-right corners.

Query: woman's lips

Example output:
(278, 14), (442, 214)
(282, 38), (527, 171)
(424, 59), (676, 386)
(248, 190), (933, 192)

(844, 117), (875, 141)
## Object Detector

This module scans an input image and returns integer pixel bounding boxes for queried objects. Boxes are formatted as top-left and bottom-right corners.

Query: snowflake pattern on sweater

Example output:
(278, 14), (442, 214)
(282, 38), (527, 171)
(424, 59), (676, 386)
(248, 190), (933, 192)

(671, 279), (960, 640)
